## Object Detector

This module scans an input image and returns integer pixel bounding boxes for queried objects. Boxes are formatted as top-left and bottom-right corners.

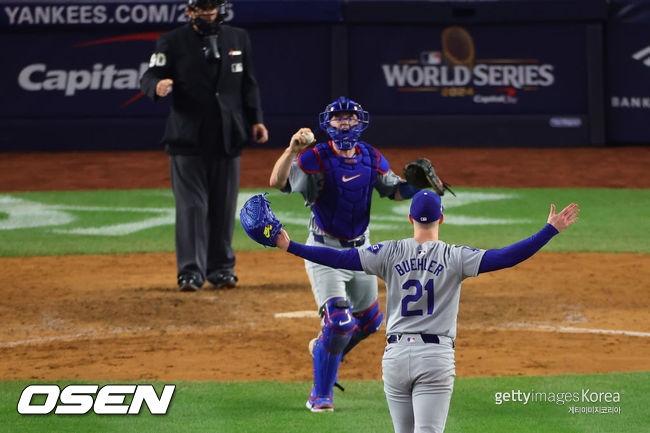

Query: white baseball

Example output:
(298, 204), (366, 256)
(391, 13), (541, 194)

(302, 131), (315, 145)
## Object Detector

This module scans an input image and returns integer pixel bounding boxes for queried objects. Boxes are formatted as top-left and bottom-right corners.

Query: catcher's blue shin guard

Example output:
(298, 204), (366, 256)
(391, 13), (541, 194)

(310, 338), (341, 408)
(312, 298), (358, 400)
(342, 300), (383, 359)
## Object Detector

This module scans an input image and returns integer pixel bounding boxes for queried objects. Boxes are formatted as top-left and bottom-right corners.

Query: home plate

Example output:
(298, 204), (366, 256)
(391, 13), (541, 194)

(274, 311), (320, 319)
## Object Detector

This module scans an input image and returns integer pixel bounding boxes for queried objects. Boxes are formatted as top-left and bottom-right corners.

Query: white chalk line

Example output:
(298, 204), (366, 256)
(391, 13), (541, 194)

(462, 323), (650, 338)
(273, 312), (650, 338)
(274, 310), (320, 319)
(273, 309), (650, 338)
(4, 320), (647, 348)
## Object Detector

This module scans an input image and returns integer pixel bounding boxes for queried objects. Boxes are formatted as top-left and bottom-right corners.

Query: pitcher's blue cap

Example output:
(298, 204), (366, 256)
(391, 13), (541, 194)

(410, 190), (443, 223)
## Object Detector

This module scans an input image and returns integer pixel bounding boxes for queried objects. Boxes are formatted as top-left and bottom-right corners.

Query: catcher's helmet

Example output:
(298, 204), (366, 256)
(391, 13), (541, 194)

(319, 96), (369, 150)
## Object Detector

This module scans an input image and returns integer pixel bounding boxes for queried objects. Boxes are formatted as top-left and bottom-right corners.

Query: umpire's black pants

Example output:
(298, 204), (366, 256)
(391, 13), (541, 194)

(170, 154), (240, 284)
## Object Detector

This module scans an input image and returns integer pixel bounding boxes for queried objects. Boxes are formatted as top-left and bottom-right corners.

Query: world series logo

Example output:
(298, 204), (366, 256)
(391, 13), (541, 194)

(381, 26), (557, 104)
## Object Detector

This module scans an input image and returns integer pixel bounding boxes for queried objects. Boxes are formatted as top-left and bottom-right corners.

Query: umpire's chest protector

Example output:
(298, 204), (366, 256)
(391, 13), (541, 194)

(311, 142), (378, 240)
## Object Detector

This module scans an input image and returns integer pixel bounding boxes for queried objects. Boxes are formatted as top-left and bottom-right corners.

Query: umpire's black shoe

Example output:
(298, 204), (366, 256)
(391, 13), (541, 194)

(209, 273), (238, 289)
(178, 274), (201, 292)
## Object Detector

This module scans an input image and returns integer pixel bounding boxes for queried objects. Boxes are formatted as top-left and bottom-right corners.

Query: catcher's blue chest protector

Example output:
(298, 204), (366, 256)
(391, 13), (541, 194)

(308, 142), (378, 240)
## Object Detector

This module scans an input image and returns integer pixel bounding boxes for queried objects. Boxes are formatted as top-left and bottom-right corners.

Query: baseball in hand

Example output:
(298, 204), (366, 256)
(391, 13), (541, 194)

(302, 132), (315, 145)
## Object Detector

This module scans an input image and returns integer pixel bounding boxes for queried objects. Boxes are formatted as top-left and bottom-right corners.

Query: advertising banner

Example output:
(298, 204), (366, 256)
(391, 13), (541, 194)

(343, 0), (608, 24)
(0, 1), (605, 149)
(0, 24), (332, 149)
(1, 1), (189, 29)
(0, 0), (341, 29)
(1, 30), (168, 118)
(1, 26), (331, 118)
(607, 2), (650, 143)
(348, 24), (588, 116)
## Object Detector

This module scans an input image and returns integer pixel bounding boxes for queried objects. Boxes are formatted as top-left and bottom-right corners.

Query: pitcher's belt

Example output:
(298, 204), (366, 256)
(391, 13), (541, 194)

(387, 334), (440, 344)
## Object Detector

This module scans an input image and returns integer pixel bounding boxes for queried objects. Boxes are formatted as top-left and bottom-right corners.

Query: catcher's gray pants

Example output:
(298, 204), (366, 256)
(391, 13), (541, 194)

(304, 231), (377, 313)
(170, 154), (240, 284)
(382, 335), (456, 433)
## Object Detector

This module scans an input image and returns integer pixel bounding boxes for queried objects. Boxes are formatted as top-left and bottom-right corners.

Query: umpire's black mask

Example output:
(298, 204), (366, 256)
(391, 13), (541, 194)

(193, 16), (220, 36)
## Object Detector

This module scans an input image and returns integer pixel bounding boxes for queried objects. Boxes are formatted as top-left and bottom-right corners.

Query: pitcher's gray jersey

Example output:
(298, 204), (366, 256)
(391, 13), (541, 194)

(358, 238), (486, 339)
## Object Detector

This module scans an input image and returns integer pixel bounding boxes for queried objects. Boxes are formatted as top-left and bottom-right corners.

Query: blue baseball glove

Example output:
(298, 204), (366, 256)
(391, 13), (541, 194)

(240, 193), (283, 247)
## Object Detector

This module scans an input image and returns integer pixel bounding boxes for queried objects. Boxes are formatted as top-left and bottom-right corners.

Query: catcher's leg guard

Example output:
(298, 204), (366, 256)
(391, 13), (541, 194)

(321, 298), (358, 353)
(312, 298), (358, 399)
(342, 300), (383, 359)
(311, 338), (341, 405)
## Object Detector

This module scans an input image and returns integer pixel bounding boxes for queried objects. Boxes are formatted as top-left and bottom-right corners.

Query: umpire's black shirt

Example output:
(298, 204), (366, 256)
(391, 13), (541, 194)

(141, 23), (263, 156)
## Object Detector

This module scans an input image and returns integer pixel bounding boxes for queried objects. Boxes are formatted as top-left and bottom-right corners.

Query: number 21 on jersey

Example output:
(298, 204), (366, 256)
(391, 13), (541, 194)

(401, 279), (434, 316)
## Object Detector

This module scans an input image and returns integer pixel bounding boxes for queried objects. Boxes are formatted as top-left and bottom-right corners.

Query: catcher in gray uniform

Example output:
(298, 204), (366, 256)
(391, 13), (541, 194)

(268, 97), (438, 412)
(242, 190), (579, 432)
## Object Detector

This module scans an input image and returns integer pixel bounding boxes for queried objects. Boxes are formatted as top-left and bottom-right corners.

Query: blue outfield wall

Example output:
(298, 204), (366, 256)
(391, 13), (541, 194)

(0, 0), (646, 150)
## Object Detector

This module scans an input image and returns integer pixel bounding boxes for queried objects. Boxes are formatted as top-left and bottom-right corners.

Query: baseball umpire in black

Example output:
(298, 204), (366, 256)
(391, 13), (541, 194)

(141, 0), (268, 291)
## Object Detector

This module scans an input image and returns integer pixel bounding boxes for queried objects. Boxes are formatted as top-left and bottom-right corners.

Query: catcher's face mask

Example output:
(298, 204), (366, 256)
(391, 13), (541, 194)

(319, 96), (369, 150)
(329, 114), (360, 129)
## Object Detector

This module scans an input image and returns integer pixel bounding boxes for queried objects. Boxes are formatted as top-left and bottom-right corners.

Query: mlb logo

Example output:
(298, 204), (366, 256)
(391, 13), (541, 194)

(407, 337), (417, 343)
(231, 63), (243, 73)
(420, 51), (441, 65)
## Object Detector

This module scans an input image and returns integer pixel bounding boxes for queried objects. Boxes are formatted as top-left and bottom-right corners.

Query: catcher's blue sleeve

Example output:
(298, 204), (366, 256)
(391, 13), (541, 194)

(478, 224), (559, 274)
(287, 241), (363, 271)
(376, 148), (390, 174)
(398, 182), (420, 199)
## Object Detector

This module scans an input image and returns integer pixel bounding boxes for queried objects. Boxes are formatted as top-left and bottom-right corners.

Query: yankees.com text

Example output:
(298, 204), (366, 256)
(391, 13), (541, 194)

(4, 4), (186, 26)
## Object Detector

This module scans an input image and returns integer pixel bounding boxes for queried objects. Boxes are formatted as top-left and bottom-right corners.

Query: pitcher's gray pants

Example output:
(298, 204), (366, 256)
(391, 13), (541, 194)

(382, 335), (456, 433)
(170, 154), (240, 284)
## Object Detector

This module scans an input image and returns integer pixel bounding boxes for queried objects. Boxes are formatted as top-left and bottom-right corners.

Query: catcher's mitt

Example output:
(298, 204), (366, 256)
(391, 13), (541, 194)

(240, 193), (283, 247)
(403, 158), (456, 196)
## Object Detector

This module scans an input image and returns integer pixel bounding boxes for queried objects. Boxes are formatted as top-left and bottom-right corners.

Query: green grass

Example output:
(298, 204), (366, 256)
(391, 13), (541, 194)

(0, 187), (648, 257)
(1, 372), (646, 432)
(1, 186), (647, 431)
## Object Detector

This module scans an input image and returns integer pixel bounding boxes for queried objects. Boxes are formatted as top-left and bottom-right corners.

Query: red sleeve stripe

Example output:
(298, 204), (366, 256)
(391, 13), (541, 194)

(373, 146), (389, 174)
(313, 146), (325, 172)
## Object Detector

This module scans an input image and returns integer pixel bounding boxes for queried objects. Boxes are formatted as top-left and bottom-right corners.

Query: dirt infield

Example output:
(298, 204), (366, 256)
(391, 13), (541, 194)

(1, 146), (649, 191)
(1, 146), (649, 382)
